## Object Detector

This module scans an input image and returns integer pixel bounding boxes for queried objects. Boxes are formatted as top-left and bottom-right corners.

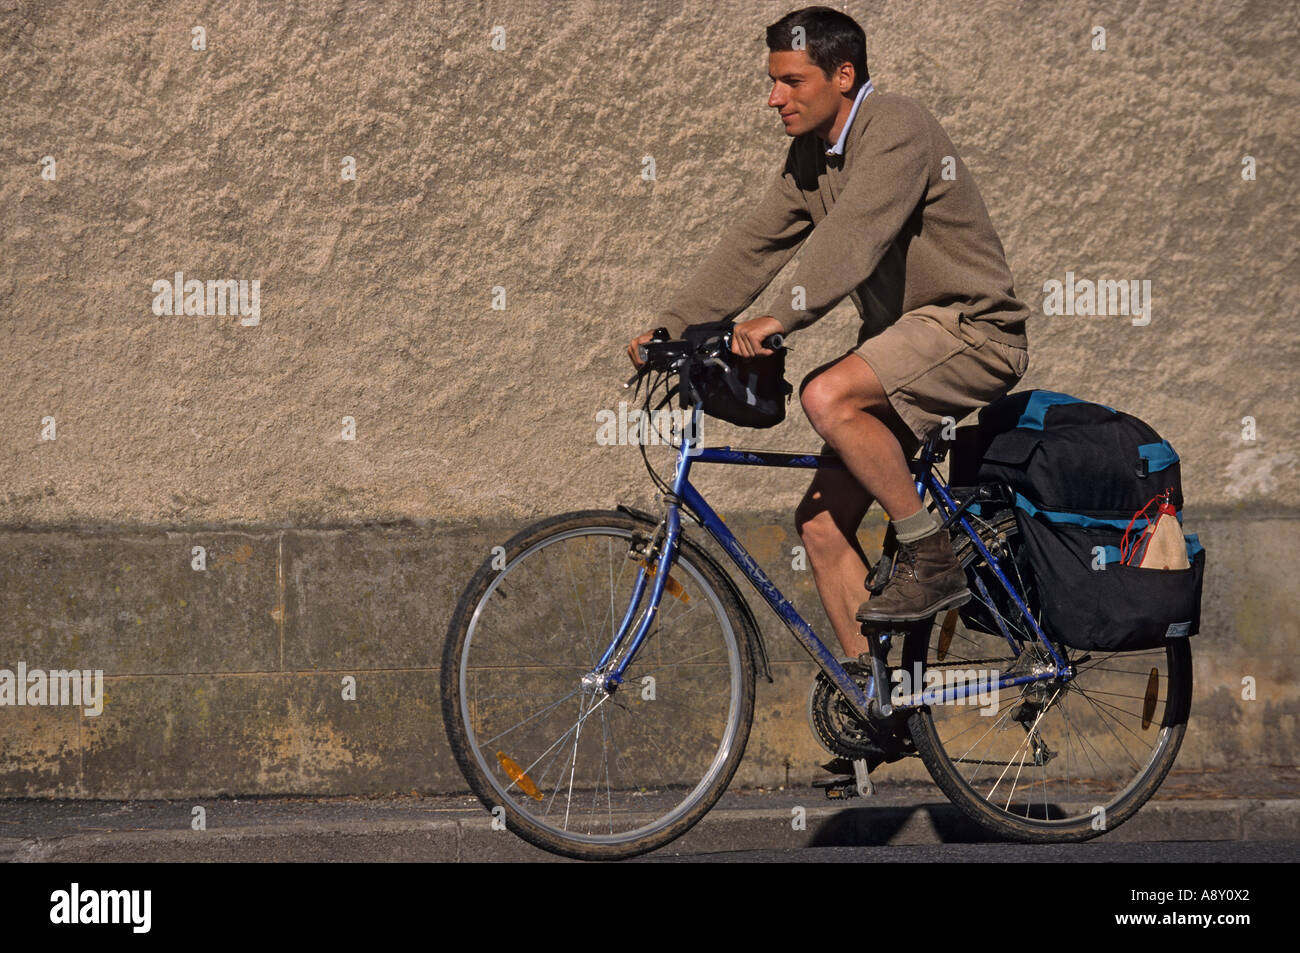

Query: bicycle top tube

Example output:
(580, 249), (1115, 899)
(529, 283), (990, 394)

(678, 425), (945, 496)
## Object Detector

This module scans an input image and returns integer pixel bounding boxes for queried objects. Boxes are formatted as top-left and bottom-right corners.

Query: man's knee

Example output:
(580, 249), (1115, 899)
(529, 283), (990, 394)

(800, 373), (853, 436)
(800, 355), (888, 436)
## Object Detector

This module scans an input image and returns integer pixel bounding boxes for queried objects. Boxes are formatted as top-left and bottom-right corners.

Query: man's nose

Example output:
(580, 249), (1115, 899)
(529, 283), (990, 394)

(768, 85), (786, 108)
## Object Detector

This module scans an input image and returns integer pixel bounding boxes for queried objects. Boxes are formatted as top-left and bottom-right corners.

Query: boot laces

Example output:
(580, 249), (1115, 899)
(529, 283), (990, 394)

(892, 539), (919, 580)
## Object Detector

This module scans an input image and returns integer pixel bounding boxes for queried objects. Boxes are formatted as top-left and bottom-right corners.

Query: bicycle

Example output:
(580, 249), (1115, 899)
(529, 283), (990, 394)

(440, 329), (1192, 860)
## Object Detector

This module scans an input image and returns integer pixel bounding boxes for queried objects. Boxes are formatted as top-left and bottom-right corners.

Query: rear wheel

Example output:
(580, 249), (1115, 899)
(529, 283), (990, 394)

(903, 507), (1192, 841)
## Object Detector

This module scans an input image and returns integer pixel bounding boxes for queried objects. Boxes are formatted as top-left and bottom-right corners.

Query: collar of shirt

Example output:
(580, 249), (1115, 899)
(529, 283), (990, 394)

(823, 78), (875, 158)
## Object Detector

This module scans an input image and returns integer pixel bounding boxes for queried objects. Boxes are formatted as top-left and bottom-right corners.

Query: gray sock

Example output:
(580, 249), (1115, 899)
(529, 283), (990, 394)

(892, 507), (941, 544)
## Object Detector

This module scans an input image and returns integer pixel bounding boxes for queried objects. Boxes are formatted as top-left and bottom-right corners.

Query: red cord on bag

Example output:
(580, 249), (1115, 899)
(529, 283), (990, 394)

(1120, 489), (1175, 566)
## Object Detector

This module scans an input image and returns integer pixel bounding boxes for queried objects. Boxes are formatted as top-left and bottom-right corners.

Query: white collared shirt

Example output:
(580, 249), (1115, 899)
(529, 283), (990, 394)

(824, 79), (875, 157)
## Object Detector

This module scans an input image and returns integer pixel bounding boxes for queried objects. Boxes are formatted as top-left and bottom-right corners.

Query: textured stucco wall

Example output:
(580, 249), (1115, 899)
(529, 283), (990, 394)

(1, 1), (1297, 799)
(2, 0), (1297, 526)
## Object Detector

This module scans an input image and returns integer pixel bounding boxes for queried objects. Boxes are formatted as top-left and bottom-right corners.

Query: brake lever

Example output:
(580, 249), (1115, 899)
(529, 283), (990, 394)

(626, 330), (672, 387)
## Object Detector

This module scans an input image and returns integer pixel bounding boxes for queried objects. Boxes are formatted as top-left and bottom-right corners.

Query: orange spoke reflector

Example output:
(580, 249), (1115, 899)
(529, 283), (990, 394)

(937, 610), (957, 661)
(638, 560), (690, 603)
(497, 751), (544, 800)
(1141, 668), (1159, 730)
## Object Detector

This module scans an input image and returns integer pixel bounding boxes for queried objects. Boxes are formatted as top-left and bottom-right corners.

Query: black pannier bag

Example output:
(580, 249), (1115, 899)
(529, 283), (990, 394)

(678, 320), (793, 429)
(949, 389), (1206, 652)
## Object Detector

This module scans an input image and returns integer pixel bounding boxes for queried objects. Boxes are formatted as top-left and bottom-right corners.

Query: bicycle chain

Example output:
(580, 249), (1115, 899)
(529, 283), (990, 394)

(919, 657), (1023, 668)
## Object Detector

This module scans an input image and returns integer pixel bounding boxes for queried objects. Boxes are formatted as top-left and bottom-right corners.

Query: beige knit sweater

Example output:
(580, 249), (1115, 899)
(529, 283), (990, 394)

(655, 90), (1030, 348)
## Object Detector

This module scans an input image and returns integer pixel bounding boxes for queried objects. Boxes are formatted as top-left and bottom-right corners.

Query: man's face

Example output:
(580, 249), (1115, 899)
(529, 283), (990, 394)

(767, 50), (851, 139)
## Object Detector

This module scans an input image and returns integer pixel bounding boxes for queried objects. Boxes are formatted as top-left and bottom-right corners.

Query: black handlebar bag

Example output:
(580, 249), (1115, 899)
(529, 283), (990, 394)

(951, 389), (1207, 652)
(679, 320), (792, 429)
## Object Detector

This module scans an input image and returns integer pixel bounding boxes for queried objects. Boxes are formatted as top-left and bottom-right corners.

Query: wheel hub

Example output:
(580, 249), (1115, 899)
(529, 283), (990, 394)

(580, 670), (614, 696)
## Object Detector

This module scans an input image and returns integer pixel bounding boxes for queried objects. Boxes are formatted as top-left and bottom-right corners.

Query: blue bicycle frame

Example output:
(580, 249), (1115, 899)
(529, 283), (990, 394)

(592, 407), (1070, 720)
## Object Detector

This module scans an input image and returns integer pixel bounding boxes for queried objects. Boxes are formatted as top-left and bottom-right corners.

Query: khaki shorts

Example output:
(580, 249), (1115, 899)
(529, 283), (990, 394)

(853, 313), (1029, 443)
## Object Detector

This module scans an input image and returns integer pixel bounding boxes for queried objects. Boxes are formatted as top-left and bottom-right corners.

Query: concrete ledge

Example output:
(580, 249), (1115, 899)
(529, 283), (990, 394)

(0, 512), (1295, 797)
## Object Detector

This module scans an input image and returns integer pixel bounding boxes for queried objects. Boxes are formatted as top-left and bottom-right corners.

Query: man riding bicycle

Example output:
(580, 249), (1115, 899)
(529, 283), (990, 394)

(628, 5), (1030, 662)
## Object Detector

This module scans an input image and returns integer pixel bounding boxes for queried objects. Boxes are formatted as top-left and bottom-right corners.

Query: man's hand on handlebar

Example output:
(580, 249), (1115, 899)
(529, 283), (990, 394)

(730, 315), (787, 358)
(627, 329), (656, 368)
(627, 317), (786, 369)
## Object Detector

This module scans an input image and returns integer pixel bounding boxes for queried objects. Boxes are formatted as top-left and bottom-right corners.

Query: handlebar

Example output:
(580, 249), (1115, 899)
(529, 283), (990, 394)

(624, 325), (790, 422)
(633, 327), (784, 367)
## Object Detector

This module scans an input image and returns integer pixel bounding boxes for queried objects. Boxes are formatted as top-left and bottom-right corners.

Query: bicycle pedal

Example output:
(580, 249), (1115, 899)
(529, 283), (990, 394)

(813, 776), (859, 800)
(813, 757), (876, 800)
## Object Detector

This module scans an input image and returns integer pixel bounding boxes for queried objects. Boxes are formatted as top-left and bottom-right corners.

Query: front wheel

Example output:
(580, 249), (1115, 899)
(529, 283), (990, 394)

(903, 507), (1193, 842)
(441, 510), (756, 860)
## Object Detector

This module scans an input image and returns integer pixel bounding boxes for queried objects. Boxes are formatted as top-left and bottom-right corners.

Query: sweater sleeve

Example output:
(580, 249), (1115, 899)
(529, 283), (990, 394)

(765, 102), (930, 334)
(654, 147), (813, 338)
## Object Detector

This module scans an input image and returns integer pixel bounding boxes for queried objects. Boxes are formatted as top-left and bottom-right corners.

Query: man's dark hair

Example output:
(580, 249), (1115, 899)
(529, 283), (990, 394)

(766, 6), (869, 92)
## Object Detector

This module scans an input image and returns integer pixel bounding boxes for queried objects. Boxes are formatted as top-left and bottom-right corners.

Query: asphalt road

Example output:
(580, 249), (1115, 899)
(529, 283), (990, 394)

(1, 778), (1295, 862)
(639, 840), (1298, 862)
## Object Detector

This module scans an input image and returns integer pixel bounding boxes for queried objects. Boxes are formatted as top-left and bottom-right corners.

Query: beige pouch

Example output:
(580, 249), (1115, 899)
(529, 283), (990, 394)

(1137, 512), (1190, 569)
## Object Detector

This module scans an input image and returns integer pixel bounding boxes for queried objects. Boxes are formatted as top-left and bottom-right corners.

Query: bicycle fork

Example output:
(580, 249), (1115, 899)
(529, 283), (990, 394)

(585, 508), (682, 695)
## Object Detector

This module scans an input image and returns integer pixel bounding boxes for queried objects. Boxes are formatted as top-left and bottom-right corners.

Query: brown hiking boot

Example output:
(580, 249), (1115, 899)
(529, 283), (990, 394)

(856, 528), (970, 623)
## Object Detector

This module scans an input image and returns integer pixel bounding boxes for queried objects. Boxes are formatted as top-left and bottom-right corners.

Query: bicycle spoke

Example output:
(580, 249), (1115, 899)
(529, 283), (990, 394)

(479, 687), (583, 748)
(984, 686), (1060, 804)
(1074, 690), (1150, 770)
(523, 711), (591, 801)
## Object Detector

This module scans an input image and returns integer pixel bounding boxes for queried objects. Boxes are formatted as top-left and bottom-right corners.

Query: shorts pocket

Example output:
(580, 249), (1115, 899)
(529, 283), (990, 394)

(954, 314), (1028, 381)
(954, 314), (989, 349)
(998, 342), (1029, 379)
(971, 338), (1028, 386)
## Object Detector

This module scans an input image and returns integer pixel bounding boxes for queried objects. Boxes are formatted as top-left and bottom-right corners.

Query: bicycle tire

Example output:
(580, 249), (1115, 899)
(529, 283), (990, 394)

(903, 507), (1193, 842)
(441, 509), (757, 860)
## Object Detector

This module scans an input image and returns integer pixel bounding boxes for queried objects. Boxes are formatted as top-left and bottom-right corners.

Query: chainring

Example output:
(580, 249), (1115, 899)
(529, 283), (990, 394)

(807, 660), (916, 763)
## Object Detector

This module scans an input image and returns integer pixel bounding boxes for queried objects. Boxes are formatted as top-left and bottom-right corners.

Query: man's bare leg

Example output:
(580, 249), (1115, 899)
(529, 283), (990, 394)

(801, 354), (926, 523)
(800, 353), (968, 625)
(795, 356), (921, 657)
(795, 464), (877, 658)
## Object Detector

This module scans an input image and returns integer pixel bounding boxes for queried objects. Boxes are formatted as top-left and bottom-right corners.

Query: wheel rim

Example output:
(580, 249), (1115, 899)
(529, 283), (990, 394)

(457, 525), (744, 845)
(905, 509), (1189, 830)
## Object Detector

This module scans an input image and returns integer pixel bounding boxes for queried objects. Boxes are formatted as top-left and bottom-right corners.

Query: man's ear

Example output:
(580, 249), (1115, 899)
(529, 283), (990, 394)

(838, 62), (856, 94)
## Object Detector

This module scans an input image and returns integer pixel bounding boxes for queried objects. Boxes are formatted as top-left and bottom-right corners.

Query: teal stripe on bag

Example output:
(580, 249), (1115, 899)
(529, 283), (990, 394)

(1016, 390), (1116, 430)
(1014, 494), (1203, 562)
(1012, 492), (1134, 528)
(1138, 440), (1180, 472)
